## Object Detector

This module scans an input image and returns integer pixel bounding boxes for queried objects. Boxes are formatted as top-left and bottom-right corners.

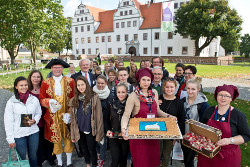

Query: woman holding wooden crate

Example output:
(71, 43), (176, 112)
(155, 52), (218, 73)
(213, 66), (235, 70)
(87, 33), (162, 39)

(198, 84), (250, 167)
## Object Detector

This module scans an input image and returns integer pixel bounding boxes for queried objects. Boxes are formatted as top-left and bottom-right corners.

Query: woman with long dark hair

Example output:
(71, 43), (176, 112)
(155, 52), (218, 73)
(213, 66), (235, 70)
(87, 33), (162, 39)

(70, 76), (104, 167)
(27, 70), (55, 166)
(4, 76), (42, 167)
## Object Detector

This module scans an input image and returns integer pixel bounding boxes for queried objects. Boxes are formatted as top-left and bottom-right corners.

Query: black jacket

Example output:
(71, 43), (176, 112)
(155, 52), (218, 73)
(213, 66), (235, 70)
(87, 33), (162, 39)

(71, 71), (96, 87)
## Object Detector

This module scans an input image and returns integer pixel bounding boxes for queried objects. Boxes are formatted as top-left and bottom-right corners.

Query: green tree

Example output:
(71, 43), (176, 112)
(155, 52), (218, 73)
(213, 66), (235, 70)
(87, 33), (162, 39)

(0, 0), (27, 64)
(65, 17), (72, 56)
(239, 34), (250, 57)
(174, 0), (242, 56)
(221, 36), (240, 55)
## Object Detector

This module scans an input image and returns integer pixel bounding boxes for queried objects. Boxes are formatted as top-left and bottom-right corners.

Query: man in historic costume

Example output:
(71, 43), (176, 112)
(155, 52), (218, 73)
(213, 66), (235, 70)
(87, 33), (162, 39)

(40, 59), (75, 167)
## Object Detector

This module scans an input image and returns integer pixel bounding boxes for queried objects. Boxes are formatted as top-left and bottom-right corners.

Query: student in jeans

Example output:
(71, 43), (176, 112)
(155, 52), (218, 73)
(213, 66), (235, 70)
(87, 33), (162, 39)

(106, 83), (130, 167)
(70, 76), (104, 167)
(4, 76), (42, 167)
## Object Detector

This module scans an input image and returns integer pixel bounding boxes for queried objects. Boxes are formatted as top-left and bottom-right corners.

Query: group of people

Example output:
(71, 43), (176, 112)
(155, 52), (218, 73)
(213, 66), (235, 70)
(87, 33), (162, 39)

(4, 56), (250, 167)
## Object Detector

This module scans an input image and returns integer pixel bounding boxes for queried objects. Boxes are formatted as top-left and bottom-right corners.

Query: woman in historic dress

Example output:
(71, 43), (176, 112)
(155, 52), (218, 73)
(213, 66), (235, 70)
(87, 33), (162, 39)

(159, 78), (185, 167)
(121, 68), (174, 167)
(70, 76), (104, 167)
(4, 76), (42, 167)
(198, 84), (250, 167)
(93, 75), (110, 167)
(27, 70), (56, 166)
(181, 78), (210, 167)
(106, 83), (130, 167)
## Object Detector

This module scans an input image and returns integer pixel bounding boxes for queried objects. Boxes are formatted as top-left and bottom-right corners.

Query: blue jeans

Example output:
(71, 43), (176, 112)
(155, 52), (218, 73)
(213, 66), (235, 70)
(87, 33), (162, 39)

(96, 136), (107, 160)
(15, 132), (39, 167)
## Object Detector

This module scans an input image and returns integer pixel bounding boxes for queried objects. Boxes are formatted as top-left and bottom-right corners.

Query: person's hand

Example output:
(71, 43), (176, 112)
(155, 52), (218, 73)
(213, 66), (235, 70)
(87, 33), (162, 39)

(122, 128), (129, 140)
(9, 143), (16, 148)
(28, 119), (36, 126)
(72, 139), (76, 143)
(218, 138), (231, 146)
(158, 100), (162, 105)
(106, 130), (113, 138)
(168, 114), (177, 121)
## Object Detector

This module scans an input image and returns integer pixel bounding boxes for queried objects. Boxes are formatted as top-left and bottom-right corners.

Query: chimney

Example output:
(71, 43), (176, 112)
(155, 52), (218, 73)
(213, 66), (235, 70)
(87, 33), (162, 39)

(151, 0), (154, 4)
(147, 1), (150, 8)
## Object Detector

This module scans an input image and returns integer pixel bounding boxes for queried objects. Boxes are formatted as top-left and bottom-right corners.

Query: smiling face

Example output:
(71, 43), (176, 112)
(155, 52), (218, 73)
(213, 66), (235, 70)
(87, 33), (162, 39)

(105, 64), (110, 71)
(186, 82), (199, 99)
(144, 61), (151, 69)
(131, 64), (137, 72)
(139, 76), (151, 89)
(51, 65), (64, 77)
(31, 72), (41, 86)
(77, 79), (87, 94)
(176, 67), (184, 77)
(118, 62), (124, 68)
(108, 72), (116, 82)
(164, 81), (176, 96)
(184, 69), (195, 81)
(152, 68), (163, 83)
(16, 80), (28, 94)
(96, 78), (106, 90)
(80, 60), (90, 73)
(116, 86), (128, 101)
(217, 91), (232, 106)
(152, 58), (162, 67)
(69, 64), (75, 73)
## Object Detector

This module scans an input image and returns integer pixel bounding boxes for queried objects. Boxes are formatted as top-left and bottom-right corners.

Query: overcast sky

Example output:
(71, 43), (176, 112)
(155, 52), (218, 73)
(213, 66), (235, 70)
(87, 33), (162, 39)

(61, 0), (250, 35)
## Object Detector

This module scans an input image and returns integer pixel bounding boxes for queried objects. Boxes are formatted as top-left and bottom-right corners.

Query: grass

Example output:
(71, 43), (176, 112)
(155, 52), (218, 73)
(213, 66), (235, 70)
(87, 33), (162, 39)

(203, 92), (249, 167)
(0, 62), (249, 166)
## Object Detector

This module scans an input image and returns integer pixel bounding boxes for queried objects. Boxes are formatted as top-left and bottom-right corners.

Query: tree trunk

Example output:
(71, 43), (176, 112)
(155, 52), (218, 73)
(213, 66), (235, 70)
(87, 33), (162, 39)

(8, 48), (15, 64)
(194, 37), (214, 57)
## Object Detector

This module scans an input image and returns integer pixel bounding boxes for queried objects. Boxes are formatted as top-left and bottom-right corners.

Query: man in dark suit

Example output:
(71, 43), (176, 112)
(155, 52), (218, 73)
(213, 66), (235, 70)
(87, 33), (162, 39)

(71, 58), (96, 88)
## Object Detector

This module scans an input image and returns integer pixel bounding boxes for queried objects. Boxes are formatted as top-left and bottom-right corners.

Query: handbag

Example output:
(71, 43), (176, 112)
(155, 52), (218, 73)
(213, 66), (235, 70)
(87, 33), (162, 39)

(1, 148), (30, 167)
(172, 140), (184, 160)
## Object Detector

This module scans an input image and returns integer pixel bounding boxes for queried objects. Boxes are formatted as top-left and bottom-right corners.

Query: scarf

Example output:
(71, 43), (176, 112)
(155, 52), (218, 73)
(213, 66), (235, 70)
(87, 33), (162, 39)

(19, 91), (29, 104)
(78, 94), (91, 115)
(93, 85), (110, 100)
(174, 74), (185, 85)
(108, 80), (117, 90)
(134, 87), (155, 104)
(113, 96), (128, 121)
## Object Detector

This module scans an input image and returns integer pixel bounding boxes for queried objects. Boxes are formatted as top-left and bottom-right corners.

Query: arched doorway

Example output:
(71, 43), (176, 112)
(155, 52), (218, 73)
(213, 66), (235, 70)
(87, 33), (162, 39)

(129, 46), (136, 56)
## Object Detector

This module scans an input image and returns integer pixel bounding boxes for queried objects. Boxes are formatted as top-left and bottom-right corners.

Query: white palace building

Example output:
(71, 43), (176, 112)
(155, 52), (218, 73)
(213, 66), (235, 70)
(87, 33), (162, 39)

(72, 0), (225, 57)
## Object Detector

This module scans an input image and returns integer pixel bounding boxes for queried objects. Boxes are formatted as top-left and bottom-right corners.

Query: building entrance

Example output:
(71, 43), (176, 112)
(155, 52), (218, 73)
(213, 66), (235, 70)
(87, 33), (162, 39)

(129, 46), (136, 56)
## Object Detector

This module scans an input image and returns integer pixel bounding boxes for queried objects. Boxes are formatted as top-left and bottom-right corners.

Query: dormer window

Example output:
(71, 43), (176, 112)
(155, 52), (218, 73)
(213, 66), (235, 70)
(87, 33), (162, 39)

(80, 10), (84, 14)
(123, 1), (129, 6)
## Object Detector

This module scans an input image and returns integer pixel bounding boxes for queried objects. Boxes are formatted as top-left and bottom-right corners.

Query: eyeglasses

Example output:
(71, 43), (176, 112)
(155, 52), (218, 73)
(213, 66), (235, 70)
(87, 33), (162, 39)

(153, 73), (163, 76)
(217, 94), (232, 99)
(184, 73), (193, 76)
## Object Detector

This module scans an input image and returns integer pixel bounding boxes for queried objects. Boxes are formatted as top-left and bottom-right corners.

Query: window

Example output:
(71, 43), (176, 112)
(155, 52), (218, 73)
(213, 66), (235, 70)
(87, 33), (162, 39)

(117, 35), (120, 42)
(129, 10), (132, 15)
(77, 18), (79, 22)
(96, 37), (99, 43)
(125, 34), (128, 41)
(75, 27), (78, 33)
(174, 3), (178, 9)
(168, 47), (173, 54)
(125, 11), (128, 15)
(81, 38), (84, 44)
(88, 37), (91, 43)
(121, 22), (125, 28)
(80, 10), (84, 14)
(108, 48), (112, 54)
(143, 33), (148, 40)
(87, 25), (90, 31)
(183, 35), (188, 38)
(134, 34), (138, 41)
(85, 17), (87, 21)
(116, 22), (119, 28)
(120, 11), (123, 16)
(143, 48), (148, 54)
(96, 48), (99, 54)
(155, 32), (160, 40)
(82, 49), (85, 54)
(88, 48), (91, 54)
(102, 36), (105, 42)
(75, 38), (78, 44)
(154, 47), (159, 54)
(168, 32), (173, 39)
(81, 17), (83, 21)
(123, 1), (129, 6)
(108, 36), (111, 42)
(81, 26), (84, 32)
(133, 21), (137, 27)
(118, 48), (122, 54)
(182, 47), (188, 54)
(76, 49), (79, 54)
(127, 21), (131, 27)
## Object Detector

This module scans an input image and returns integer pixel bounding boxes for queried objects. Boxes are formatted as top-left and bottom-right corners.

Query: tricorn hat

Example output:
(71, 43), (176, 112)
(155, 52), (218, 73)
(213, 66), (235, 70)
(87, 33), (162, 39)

(45, 59), (70, 69)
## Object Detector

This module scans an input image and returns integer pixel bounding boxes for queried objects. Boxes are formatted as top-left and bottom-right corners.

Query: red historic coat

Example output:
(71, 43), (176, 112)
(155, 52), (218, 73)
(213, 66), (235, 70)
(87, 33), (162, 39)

(39, 76), (75, 143)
